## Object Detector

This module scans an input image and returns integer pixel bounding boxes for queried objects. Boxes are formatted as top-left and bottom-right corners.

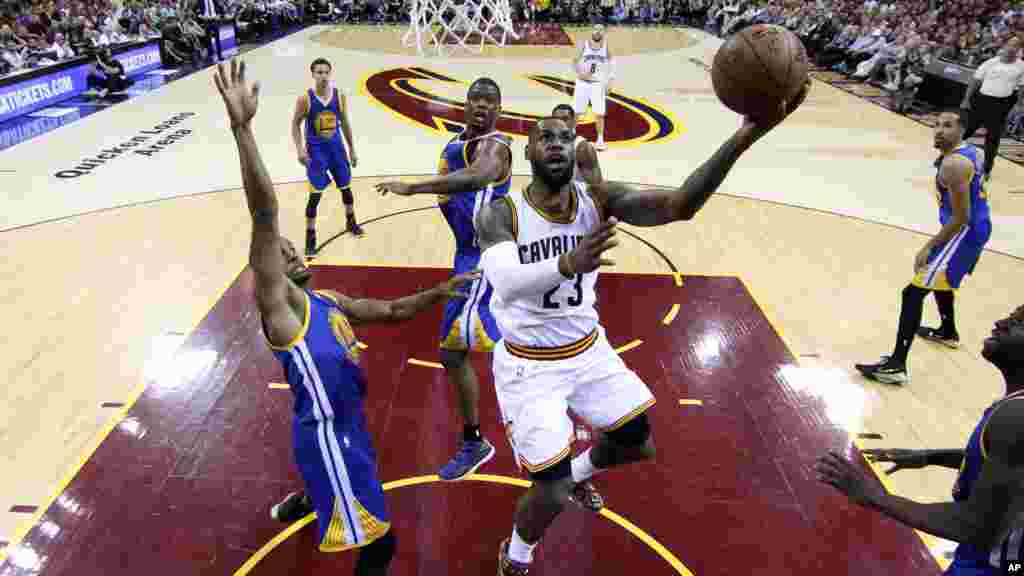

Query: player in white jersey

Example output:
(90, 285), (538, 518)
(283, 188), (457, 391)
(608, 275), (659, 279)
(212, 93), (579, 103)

(552, 103), (602, 186)
(572, 24), (614, 151)
(478, 83), (811, 575)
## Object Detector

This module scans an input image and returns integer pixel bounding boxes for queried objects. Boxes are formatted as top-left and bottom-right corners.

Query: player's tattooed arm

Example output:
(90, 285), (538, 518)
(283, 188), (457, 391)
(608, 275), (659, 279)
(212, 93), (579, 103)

(319, 273), (478, 325)
(576, 141), (603, 187)
(595, 130), (753, 226)
(216, 59), (303, 348)
(475, 196), (517, 253)
(476, 198), (579, 300)
(405, 139), (510, 196)
(818, 399), (1024, 548)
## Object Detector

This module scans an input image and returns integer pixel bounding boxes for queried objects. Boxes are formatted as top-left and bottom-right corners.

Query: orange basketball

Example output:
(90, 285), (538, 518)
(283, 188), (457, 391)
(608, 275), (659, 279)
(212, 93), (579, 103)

(711, 24), (809, 118)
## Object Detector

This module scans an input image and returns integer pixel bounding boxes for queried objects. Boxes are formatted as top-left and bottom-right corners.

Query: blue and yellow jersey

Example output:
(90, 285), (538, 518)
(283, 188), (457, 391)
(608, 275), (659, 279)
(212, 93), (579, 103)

(437, 131), (513, 274)
(950, 389), (1024, 567)
(305, 88), (345, 150)
(263, 289), (393, 554)
(264, 289), (366, 428)
(935, 143), (990, 239)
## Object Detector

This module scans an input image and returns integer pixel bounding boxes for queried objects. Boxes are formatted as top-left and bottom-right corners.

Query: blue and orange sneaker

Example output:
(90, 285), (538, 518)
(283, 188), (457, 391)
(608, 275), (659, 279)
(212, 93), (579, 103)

(439, 438), (495, 481)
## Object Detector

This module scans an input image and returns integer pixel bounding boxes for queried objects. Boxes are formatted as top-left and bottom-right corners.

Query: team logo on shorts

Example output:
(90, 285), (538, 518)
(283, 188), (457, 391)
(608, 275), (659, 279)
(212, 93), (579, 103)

(362, 67), (679, 146)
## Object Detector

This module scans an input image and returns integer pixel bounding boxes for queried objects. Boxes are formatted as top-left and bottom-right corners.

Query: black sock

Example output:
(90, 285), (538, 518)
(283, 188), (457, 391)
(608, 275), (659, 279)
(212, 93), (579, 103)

(935, 291), (957, 337)
(891, 284), (930, 365)
(355, 531), (396, 576)
(463, 425), (482, 443)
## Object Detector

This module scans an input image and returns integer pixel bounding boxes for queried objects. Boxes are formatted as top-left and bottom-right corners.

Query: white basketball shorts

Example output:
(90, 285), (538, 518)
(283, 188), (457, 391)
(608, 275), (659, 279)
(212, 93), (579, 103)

(493, 326), (655, 474)
(573, 78), (607, 116)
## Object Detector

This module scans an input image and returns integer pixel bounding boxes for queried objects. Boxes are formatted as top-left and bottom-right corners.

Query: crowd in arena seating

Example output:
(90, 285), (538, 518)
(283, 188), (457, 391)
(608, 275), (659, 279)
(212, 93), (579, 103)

(0, 0), (303, 78)
(4, 0), (1023, 136)
(705, 0), (1024, 136)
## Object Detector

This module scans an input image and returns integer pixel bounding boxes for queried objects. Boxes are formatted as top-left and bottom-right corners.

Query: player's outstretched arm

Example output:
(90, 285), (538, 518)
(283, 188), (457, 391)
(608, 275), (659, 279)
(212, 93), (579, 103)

(817, 398), (1024, 547)
(477, 199), (617, 301)
(577, 140), (603, 187)
(595, 80), (811, 226)
(595, 127), (755, 226)
(862, 448), (966, 473)
(320, 272), (479, 326)
(375, 139), (509, 197)
(215, 60), (302, 346)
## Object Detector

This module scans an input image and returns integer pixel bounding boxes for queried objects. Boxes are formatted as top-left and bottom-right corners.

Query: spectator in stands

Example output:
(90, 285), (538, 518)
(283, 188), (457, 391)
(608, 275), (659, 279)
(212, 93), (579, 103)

(87, 45), (131, 97)
(961, 34), (1024, 181)
(817, 24), (858, 68)
(159, 16), (193, 64)
(48, 31), (75, 58)
(853, 32), (906, 82)
(85, 23), (112, 46)
(836, 25), (886, 74)
(891, 35), (928, 111)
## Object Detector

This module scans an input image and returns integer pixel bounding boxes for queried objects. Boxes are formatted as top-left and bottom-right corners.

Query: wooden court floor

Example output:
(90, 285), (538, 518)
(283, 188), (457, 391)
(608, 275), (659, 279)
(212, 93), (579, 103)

(1, 23), (1023, 574)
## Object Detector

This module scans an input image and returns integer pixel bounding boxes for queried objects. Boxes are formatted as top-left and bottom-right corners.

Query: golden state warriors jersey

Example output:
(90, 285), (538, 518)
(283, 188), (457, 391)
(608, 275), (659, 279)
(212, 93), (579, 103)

(306, 88), (344, 149)
(265, 290), (367, 423)
(438, 131), (513, 274)
(490, 181), (602, 348)
(936, 143), (990, 239)
(951, 390), (1024, 570)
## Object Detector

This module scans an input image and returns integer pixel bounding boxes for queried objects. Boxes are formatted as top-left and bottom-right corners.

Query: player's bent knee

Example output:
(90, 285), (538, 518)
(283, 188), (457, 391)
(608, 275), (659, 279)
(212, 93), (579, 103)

(306, 192), (323, 219)
(340, 186), (354, 205)
(607, 413), (652, 449)
(439, 348), (468, 371)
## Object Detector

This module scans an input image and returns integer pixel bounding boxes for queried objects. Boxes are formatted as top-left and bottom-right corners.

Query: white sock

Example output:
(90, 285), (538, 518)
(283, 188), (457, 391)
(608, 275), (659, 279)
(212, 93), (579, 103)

(508, 526), (536, 564)
(570, 448), (600, 483)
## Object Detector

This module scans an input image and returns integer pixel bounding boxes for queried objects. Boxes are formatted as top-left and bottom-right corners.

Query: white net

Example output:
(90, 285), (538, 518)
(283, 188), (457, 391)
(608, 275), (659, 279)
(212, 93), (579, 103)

(401, 0), (520, 56)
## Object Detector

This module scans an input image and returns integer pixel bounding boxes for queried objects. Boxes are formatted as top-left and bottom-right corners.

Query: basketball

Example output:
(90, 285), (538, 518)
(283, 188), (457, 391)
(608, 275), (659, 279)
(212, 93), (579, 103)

(711, 24), (809, 118)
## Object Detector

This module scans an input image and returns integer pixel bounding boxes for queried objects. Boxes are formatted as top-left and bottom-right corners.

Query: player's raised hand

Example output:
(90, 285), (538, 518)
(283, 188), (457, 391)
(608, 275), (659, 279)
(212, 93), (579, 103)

(861, 448), (931, 475)
(376, 181), (412, 197)
(213, 59), (260, 129)
(562, 217), (619, 276)
(437, 271), (481, 298)
(743, 78), (811, 141)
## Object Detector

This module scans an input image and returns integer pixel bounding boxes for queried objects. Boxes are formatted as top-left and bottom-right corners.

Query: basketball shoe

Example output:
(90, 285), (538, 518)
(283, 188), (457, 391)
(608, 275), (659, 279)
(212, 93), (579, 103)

(855, 355), (910, 385)
(570, 480), (604, 512)
(271, 491), (314, 523)
(439, 438), (495, 481)
(498, 538), (530, 576)
(916, 326), (960, 349)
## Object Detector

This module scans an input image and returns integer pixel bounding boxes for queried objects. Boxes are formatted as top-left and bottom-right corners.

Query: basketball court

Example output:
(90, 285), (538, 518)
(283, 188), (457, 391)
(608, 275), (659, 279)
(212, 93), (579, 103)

(1, 23), (1023, 575)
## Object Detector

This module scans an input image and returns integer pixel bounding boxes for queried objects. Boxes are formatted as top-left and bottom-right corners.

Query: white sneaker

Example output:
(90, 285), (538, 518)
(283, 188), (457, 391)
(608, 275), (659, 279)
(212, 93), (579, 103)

(596, 141), (607, 151)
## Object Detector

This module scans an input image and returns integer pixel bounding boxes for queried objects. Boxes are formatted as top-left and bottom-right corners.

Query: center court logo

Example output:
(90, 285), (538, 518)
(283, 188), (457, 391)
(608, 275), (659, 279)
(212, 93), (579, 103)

(362, 67), (678, 145)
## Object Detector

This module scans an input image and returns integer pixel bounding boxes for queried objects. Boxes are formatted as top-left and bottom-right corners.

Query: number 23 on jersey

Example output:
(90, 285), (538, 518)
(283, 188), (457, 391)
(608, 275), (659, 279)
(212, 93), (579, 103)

(543, 274), (584, 309)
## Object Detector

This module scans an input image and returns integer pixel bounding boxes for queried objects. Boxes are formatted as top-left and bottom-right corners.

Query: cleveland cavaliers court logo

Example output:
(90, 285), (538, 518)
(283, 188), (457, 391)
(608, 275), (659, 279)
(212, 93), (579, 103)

(363, 67), (679, 145)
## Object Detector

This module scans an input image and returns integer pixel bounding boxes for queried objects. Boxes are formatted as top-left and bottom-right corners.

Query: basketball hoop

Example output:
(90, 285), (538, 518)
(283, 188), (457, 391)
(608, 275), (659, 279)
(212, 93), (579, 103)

(401, 0), (519, 56)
